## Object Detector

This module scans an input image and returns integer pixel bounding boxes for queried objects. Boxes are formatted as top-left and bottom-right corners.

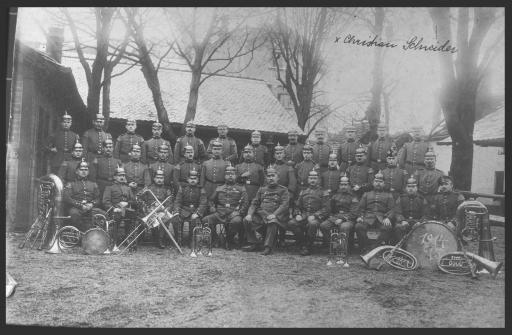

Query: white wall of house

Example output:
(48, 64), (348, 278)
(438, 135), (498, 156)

(431, 141), (505, 205)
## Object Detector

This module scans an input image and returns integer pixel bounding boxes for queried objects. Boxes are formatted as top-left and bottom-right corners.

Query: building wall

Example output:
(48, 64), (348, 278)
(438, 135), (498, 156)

(431, 142), (505, 205)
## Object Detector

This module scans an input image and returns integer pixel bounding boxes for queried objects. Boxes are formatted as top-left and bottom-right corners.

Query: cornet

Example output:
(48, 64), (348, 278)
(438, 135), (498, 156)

(191, 224), (212, 257)
(327, 227), (349, 267)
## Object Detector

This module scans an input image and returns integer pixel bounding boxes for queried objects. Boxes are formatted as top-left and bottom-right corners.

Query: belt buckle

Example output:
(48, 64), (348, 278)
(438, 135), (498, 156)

(246, 180), (251, 184)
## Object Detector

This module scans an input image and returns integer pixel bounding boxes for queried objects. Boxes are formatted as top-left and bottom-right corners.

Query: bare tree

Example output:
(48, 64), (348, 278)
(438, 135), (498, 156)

(429, 7), (503, 190)
(165, 8), (265, 125)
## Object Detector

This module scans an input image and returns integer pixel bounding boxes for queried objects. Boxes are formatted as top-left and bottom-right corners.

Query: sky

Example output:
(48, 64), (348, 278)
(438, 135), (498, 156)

(14, 7), (504, 135)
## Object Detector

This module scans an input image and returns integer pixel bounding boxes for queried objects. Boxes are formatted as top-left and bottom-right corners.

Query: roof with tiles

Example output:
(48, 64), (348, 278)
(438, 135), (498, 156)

(61, 56), (303, 135)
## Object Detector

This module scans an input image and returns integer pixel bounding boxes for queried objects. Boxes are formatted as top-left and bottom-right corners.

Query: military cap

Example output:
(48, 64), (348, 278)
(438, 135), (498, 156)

(339, 174), (350, 184)
(158, 143), (170, 151)
(73, 140), (83, 150)
(152, 122), (162, 129)
(102, 138), (114, 147)
(189, 169), (199, 178)
(185, 120), (196, 127)
(62, 111), (72, 120)
(126, 118), (136, 125)
(266, 165), (277, 175)
(217, 124), (228, 128)
(95, 113), (105, 120)
(329, 153), (337, 160)
(424, 147), (436, 158)
(406, 176), (418, 185)
(308, 170), (319, 177)
(345, 125), (356, 132)
(303, 143), (313, 152)
(131, 143), (142, 152)
(154, 167), (165, 178)
(288, 130), (299, 135)
(374, 170), (384, 181)
(439, 175), (453, 185)
(243, 144), (254, 152)
(225, 164), (236, 174)
(377, 123), (387, 130)
(211, 140), (223, 149)
(184, 145), (194, 152)
(251, 130), (261, 137)
(77, 158), (89, 170)
(355, 145), (367, 155)
(115, 165), (126, 176)
(274, 142), (284, 152)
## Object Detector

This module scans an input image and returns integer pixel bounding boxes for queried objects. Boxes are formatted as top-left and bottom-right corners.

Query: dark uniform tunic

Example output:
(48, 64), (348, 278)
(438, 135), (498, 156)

(273, 161), (297, 196)
(207, 136), (238, 164)
(251, 143), (270, 167)
(355, 189), (395, 248)
(124, 160), (147, 194)
(381, 166), (408, 199)
(312, 143), (331, 173)
(144, 161), (175, 190)
(142, 137), (172, 165)
(170, 184), (208, 245)
(200, 158), (229, 199)
(346, 163), (374, 199)
(46, 129), (80, 173)
(203, 183), (249, 240)
(288, 186), (330, 246)
(63, 178), (103, 230)
(235, 161), (265, 201)
(81, 128), (112, 163)
(58, 157), (82, 184)
(414, 167), (444, 204)
(245, 184), (290, 249)
(428, 191), (465, 222)
(393, 193), (428, 240)
(399, 140), (430, 175)
(321, 168), (342, 194)
(174, 135), (207, 163)
(295, 160), (317, 194)
(173, 160), (201, 188)
(114, 132), (145, 163)
(142, 183), (174, 244)
(284, 143), (304, 167)
(91, 155), (122, 197)
(337, 139), (359, 172)
(368, 137), (394, 171)
(319, 190), (359, 238)
(102, 182), (137, 242)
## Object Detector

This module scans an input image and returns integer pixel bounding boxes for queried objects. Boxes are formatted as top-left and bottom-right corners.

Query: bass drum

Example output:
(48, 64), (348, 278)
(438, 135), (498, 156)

(403, 220), (461, 270)
(82, 228), (110, 255)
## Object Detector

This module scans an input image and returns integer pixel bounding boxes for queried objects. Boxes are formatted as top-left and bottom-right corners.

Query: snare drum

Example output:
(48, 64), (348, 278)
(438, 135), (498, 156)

(82, 228), (110, 255)
(404, 221), (461, 270)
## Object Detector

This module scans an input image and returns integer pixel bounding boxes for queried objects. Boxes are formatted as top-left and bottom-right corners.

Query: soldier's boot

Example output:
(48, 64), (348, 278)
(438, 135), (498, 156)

(225, 233), (235, 251)
(158, 229), (166, 249)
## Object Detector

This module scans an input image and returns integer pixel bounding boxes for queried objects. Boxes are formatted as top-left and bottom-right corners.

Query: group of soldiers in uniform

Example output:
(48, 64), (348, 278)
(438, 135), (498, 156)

(46, 112), (465, 256)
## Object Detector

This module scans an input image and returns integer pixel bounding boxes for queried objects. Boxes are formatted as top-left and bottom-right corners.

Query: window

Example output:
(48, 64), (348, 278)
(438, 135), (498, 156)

(494, 171), (504, 195)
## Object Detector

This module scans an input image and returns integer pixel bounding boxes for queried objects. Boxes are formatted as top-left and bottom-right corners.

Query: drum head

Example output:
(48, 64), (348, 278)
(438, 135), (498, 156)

(82, 228), (109, 255)
(404, 221), (460, 270)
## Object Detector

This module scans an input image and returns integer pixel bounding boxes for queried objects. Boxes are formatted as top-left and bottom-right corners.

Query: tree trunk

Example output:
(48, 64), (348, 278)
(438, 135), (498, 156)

(184, 69), (201, 125)
(102, 65), (112, 129)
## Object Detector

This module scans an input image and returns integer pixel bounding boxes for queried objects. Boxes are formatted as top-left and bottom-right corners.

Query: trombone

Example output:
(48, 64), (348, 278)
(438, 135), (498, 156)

(118, 188), (183, 255)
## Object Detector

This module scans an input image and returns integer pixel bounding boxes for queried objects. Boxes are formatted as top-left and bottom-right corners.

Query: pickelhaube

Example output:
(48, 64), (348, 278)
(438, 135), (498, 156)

(303, 143), (313, 152)
(225, 163), (236, 174)
(211, 140), (222, 148)
(424, 147), (436, 158)
(329, 152), (337, 160)
(288, 129), (299, 135)
(115, 165), (126, 176)
(152, 122), (162, 129)
(77, 158), (88, 170)
(339, 173), (350, 184)
(73, 139), (83, 150)
(406, 176), (418, 185)
(62, 111), (72, 120)
(308, 170), (319, 177)
(266, 165), (277, 175)
(131, 143), (141, 152)
(189, 168), (199, 178)
(355, 145), (366, 155)
(184, 145), (194, 152)
(103, 138), (113, 146)
(251, 130), (261, 137)
(186, 120), (195, 127)
(126, 118), (136, 125)
(158, 143), (170, 151)
(95, 113), (105, 120)
(154, 167), (165, 178)
(274, 142), (284, 152)
(243, 144), (254, 152)
(374, 170), (384, 181)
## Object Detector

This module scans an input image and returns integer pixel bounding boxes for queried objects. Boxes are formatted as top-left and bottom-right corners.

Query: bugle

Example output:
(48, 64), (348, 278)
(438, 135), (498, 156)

(438, 251), (503, 278)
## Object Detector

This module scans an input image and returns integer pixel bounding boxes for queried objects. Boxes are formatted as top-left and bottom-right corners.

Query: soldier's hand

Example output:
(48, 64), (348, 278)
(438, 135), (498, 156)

(401, 220), (409, 227)
(113, 208), (122, 213)
(353, 185), (360, 191)
(335, 218), (343, 225)
(266, 214), (276, 221)
(245, 214), (252, 222)
(241, 171), (251, 177)
(295, 215), (303, 221)
(128, 182), (137, 188)
(357, 217), (363, 224)
(307, 215), (316, 224)
(50, 147), (58, 153)
(191, 213), (199, 220)
(119, 201), (128, 208)
(383, 218), (391, 227)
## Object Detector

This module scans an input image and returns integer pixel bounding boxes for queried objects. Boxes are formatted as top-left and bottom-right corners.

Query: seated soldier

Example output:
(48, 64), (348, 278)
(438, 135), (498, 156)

(62, 159), (105, 231)
(243, 166), (290, 255)
(393, 176), (428, 243)
(202, 165), (249, 250)
(288, 170), (330, 256)
(170, 169), (207, 248)
(319, 174), (359, 252)
(142, 168), (174, 249)
(102, 166), (137, 251)
(355, 171), (395, 253)
(428, 175), (465, 232)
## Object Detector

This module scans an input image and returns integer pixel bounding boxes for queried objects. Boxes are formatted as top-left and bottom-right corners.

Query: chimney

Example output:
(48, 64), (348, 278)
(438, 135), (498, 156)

(46, 26), (64, 63)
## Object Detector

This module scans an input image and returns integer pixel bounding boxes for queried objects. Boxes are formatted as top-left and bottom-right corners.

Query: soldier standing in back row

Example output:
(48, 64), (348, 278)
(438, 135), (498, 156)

(284, 129), (304, 167)
(337, 125), (360, 173)
(399, 126), (430, 175)
(295, 144), (317, 194)
(81, 113), (112, 164)
(414, 148), (445, 205)
(58, 140), (84, 184)
(248, 130), (270, 167)
(114, 118), (145, 163)
(174, 121), (207, 163)
(200, 141), (230, 199)
(368, 123), (394, 172)
(312, 129), (331, 174)
(45, 112), (80, 174)
(207, 124), (238, 165)
(142, 122), (172, 165)
(321, 153), (342, 195)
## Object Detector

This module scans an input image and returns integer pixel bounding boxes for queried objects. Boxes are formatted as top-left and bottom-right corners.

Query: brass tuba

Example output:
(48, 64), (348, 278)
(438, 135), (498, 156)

(191, 224), (212, 257)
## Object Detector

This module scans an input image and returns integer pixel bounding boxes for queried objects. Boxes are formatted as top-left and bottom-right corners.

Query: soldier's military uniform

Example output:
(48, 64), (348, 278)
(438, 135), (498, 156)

(174, 160), (201, 188)
(124, 143), (146, 195)
(288, 171), (330, 255)
(81, 114), (112, 163)
(295, 144), (317, 194)
(355, 172), (395, 251)
(399, 127), (430, 175)
(393, 177), (428, 241)
(207, 128), (238, 164)
(337, 125), (359, 173)
(346, 147), (374, 200)
(170, 172), (207, 248)
(319, 175), (359, 247)
(144, 144), (175, 190)
(62, 160), (104, 231)
(114, 119), (145, 163)
(428, 189), (464, 223)
(284, 130), (304, 167)
(273, 160), (297, 197)
(45, 113), (80, 173)
(91, 139), (122, 198)
(381, 149), (408, 200)
(174, 121), (207, 163)
(414, 149), (445, 205)
(142, 122), (172, 165)
(200, 141), (230, 199)
(235, 145), (265, 201)
(58, 142), (84, 184)
(312, 130), (331, 173)
(368, 125), (394, 171)
(203, 167), (249, 249)
(321, 154), (342, 195)
(244, 167), (290, 254)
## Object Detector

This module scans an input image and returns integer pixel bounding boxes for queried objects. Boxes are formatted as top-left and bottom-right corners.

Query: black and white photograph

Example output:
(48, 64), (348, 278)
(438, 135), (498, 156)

(5, 6), (507, 327)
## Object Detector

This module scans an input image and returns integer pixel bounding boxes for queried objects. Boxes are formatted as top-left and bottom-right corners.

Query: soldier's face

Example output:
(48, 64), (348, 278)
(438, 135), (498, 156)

(126, 122), (136, 133)
(373, 179), (384, 190)
(346, 130), (355, 139)
(386, 156), (397, 167)
(378, 128), (387, 138)
(115, 173), (127, 184)
(288, 134), (298, 144)
(424, 157), (436, 168)
(94, 119), (104, 129)
(188, 175), (199, 186)
(316, 133), (325, 143)
(72, 148), (83, 158)
(152, 127), (162, 138)
(243, 151), (254, 161)
(275, 151), (284, 161)
(225, 172), (236, 183)
(76, 167), (89, 178)
(104, 143), (113, 154)
(355, 153), (365, 163)
(158, 149), (169, 160)
(212, 147), (222, 158)
(129, 149), (141, 161)
(267, 173), (278, 185)
(251, 135), (261, 145)
(185, 125), (195, 135)
(185, 149), (194, 160)
(406, 184), (417, 195)
(308, 175), (318, 187)
(339, 182), (350, 192)
(303, 151), (313, 160)
(61, 119), (72, 130)
(328, 159), (337, 168)
(413, 130), (422, 140)
(439, 180), (453, 193)
(154, 175), (164, 185)
(217, 126), (228, 137)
